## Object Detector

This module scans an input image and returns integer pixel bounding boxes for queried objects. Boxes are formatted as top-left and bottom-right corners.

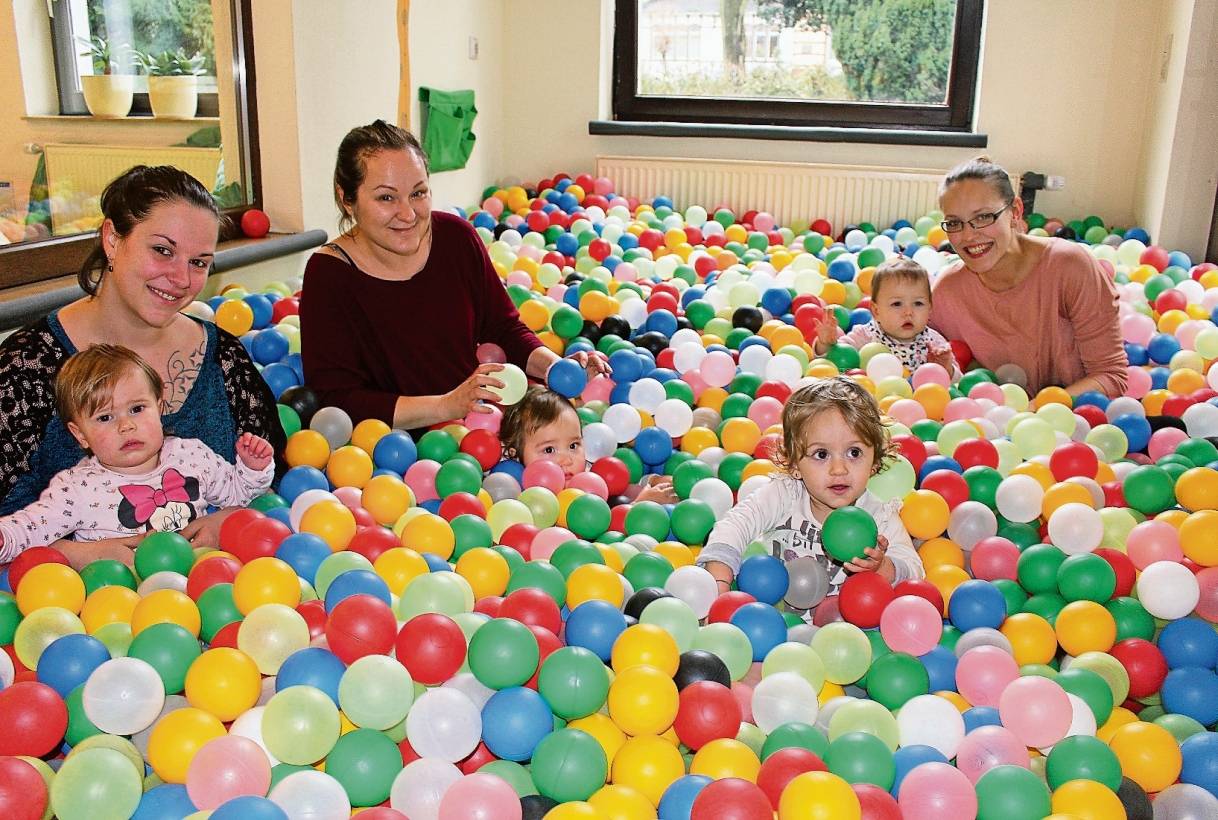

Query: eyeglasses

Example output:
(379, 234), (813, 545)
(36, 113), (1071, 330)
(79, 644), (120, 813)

(941, 202), (1013, 234)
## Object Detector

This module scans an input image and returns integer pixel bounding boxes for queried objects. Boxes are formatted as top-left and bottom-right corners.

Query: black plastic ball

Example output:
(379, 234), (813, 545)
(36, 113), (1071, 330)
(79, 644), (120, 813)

(278, 386), (320, 426)
(673, 649), (732, 690)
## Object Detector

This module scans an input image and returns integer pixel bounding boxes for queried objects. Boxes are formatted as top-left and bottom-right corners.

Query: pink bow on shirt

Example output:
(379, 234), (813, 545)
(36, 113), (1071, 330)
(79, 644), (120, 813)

(119, 469), (191, 525)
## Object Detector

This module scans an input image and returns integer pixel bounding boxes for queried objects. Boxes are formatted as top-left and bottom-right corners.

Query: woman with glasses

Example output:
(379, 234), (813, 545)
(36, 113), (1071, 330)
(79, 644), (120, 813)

(929, 157), (1127, 398)
(301, 121), (609, 437)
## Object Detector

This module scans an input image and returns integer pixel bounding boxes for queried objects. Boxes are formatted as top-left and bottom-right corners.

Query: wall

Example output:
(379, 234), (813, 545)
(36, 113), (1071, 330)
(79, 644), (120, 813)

(495, 0), (1165, 229)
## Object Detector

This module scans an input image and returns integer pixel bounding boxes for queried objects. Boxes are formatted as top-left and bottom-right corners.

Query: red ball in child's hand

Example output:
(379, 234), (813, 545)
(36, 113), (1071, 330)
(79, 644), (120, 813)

(240, 208), (271, 238)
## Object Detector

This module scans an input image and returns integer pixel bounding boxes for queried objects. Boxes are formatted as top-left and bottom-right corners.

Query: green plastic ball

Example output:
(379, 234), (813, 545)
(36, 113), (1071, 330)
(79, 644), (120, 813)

(134, 531), (194, 579)
(468, 618), (540, 690)
(761, 721), (830, 760)
(566, 495), (612, 541)
(506, 561), (567, 607)
(623, 552), (674, 591)
(1055, 553), (1116, 603)
(825, 731), (895, 789)
(974, 764), (1051, 820)
(79, 560), (137, 595)
(1016, 544), (1067, 595)
(550, 539), (604, 578)
(864, 652), (928, 710)
(127, 622), (201, 695)
(538, 646), (611, 720)
(417, 430), (459, 463)
(821, 507), (878, 563)
(435, 459), (483, 498)
(670, 499), (716, 545)
(530, 728), (608, 803)
(624, 501), (670, 540)
(323, 728), (403, 807)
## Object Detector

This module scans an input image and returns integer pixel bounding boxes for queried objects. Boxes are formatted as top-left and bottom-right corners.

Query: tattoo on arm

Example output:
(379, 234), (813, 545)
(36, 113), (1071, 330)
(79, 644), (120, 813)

(162, 338), (206, 413)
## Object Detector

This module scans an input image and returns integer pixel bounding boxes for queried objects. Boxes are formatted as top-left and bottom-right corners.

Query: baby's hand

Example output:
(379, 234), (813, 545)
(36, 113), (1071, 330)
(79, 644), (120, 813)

(569, 350), (612, 378)
(58, 536), (140, 570)
(814, 313), (840, 353)
(926, 346), (957, 372)
(236, 432), (274, 471)
(635, 478), (678, 505)
(843, 534), (895, 580)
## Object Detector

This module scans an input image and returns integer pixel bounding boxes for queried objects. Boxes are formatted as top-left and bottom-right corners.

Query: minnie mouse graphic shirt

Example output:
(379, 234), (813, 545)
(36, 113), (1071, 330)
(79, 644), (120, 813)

(0, 436), (272, 560)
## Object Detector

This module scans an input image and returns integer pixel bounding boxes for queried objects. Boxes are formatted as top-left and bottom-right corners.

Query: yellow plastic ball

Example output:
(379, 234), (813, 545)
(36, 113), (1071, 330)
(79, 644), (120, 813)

(935, 690), (973, 712)
(681, 427), (720, 456)
(608, 665), (679, 736)
(653, 541), (694, 569)
(350, 419), (391, 455)
(1054, 600), (1116, 655)
(1181, 510), (1218, 565)
(741, 459), (779, 482)
(611, 624), (680, 676)
(131, 589), (200, 638)
(373, 547), (430, 595)
(454, 547), (510, 599)
(1034, 386), (1073, 409)
(184, 647), (261, 722)
(925, 565), (970, 614)
(1011, 461), (1056, 491)
(1176, 468), (1218, 513)
(16, 562), (85, 615)
(1107, 721), (1182, 793)
(819, 680), (846, 705)
(720, 418), (762, 454)
(147, 707), (226, 783)
(361, 475), (415, 526)
(900, 489), (950, 540)
(80, 585), (140, 634)
(1051, 779), (1126, 820)
(588, 783), (656, 819)
(1167, 368), (1205, 395)
(285, 429), (331, 470)
(610, 734), (685, 807)
(400, 512), (455, 560)
(689, 737), (761, 782)
(696, 388), (729, 414)
(214, 299), (254, 336)
(918, 537), (964, 569)
(1096, 706), (1139, 744)
(556, 488), (586, 528)
(541, 802), (600, 819)
(299, 499), (357, 551)
(326, 445), (374, 489)
(568, 563), (626, 610)
(778, 771), (861, 819)
(233, 556), (301, 614)
(13, 605), (84, 669)
(913, 384), (951, 420)
(1000, 613), (1058, 666)
(1043, 481), (1096, 518)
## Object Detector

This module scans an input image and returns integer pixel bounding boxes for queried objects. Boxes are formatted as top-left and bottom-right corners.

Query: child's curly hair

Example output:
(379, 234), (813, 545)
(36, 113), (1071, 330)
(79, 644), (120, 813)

(772, 377), (896, 476)
(499, 387), (578, 459)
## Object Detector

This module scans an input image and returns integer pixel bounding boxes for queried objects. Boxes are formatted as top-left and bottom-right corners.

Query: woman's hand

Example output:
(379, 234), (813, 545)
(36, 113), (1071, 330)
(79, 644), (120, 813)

(635, 478), (678, 505)
(179, 508), (243, 550)
(55, 536), (141, 570)
(445, 363), (505, 417)
(843, 534), (895, 581)
(568, 350), (612, 378)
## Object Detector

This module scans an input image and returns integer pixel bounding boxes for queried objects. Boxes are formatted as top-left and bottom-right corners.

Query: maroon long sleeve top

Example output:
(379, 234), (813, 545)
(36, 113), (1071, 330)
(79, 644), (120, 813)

(300, 211), (543, 425)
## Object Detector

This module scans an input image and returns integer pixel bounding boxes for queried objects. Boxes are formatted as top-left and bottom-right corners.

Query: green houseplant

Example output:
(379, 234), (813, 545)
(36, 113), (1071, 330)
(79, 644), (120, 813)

(77, 35), (134, 118)
(136, 48), (206, 119)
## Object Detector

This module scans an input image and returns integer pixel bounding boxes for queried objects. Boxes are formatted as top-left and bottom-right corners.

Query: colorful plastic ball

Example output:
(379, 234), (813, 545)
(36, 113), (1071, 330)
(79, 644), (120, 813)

(50, 746), (143, 820)
(262, 684), (342, 766)
(267, 771), (350, 819)
(731, 602), (789, 662)
(1162, 667), (1218, 726)
(689, 776), (770, 819)
(468, 617), (540, 690)
(673, 680), (742, 751)
(233, 556), (300, 614)
(736, 555), (789, 606)
(1045, 734), (1122, 792)
(821, 507), (878, 563)
(0, 681), (67, 756)
(36, 632), (109, 698)
(611, 734), (686, 808)
(1136, 559), (1200, 619)
(529, 728), (608, 804)
(327, 593), (397, 664)
(186, 734), (272, 810)
(608, 664), (680, 736)
(321, 728), (402, 808)
(997, 676), (1072, 749)
(973, 764), (1051, 820)
(778, 771), (861, 820)
(16, 561), (85, 615)
(900, 490), (951, 539)
(0, 756), (49, 820)
(1108, 721), (1183, 794)
(879, 595), (942, 656)
(148, 706), (227, 783)
(838, 572), (895, 629)
(212, 796), (288, 820)
(182, 646), (259, 722)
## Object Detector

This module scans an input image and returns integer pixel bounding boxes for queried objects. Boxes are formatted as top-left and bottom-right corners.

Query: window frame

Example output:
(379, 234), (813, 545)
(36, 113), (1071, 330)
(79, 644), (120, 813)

(613, 0), (984, 132)
(0, 0), (261, 292)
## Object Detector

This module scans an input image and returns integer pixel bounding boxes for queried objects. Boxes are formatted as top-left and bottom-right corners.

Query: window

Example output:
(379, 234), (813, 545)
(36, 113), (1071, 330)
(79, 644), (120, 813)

(615, 0), (983, 131)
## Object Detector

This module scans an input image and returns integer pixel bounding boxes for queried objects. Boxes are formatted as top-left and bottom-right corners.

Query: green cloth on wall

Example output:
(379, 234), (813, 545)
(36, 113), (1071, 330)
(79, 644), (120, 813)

(418, 87), (477, 172)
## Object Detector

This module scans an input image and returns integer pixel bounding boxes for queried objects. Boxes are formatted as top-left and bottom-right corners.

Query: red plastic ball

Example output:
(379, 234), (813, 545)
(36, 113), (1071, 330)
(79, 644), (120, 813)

(1102, 481), (1126, 508)
(656, 348), (677, 370)
(1049, 441), (1099, 482)
(891, 435), (928, 473)
(394, 612), (466, 685)
(852, 783), (902, 819)
(755, 433), (782, 460)
(707, 591), (757, 624)
(499, 587), (562, 634)
(648, 292), (680, 315)
(347, 526), (401, 564)
(524, 624), (562, 690)
(893, 579), (945, 615)
(1073, 404), (1107, 430)
(755, 381), (792, 404)
(838, 571), (896, 629)
(794, 304), (827, 341)
(327, 593), (397, 665)
(458, 741), (498, 774)
(460, 429), (502, 471)
(921, 469), (970, 510)
(673, 680), (742, 750)
(691, 777), (772, 820)
(609, 503), (631, 533)
(219, 508), (265, 550)
(438, 492), (487, 521)
(240, 208), (271, 238)
(1094, 548), (1136, 597)
(969, 537), (1020, 582)
(694, 255), (719, 276)
(638, 229), (664, 251)
(683, 226), (703, 246)
(209, 620), (241, 649)
(0, 682), (67, 757)
(810, 219), (833, 236)
(296, 599), (327, 641)
(271, 297), (300, 324)
(1110, 638), (1168, 698)
(1139, 246), (1170, 272)
(953, 438), (999, 470)
(186, 555), (242, 600)
(0, 754), (49, 820)
(949, 339), (973, 370)
(474, 595), (503, 617)
(230, 516), (292, 563)
(592, 457), (631, 497)
(498, 523), (538, 560)
(1153, 290), (1187, 314)
(1163, 395), (1196, 417)
(7, 546), (70, 592)
(757, 747), (827, 810)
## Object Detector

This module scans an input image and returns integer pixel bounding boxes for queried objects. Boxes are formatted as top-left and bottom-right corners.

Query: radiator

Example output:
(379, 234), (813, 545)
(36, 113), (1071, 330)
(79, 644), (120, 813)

(595, 155), (946, 232)
(43, 144), (222, 235)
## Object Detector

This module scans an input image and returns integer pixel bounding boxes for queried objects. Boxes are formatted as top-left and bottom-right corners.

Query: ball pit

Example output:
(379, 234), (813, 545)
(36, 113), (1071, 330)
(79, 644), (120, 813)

(5, 173), (1218, 818)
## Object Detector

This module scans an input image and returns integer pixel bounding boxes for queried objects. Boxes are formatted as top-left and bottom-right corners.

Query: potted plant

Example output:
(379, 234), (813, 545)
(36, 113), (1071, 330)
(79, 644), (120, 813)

(77, 35), (133, 118)
(136, 49), (206, 119)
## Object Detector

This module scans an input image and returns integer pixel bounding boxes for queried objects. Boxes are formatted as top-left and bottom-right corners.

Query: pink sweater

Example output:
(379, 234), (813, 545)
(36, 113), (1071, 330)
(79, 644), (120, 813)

(929, 239), (1127, 397)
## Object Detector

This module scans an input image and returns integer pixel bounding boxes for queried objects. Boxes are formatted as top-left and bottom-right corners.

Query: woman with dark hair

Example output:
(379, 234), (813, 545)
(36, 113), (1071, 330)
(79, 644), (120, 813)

(300, 120), (608, 435)
(929, 157), (1128, 398)
(0, 165), (285, 567)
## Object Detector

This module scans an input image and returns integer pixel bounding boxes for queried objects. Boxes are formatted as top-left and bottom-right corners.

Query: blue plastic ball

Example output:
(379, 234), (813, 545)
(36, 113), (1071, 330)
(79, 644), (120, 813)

(243, 294), (274, 330)
(1161, 667), (1218, 726)
(962, 705), (1003, 733)
(324, 569), (391, 612)
(372, 432), (418, 475)
(251, 328), (290, 366)
(275, 533), (332, 587)
(211, 796), (288, 820)
(1180, 731), (1218, 799)
(645, 309), (678, 338)
(608, 349), (644, 383)
(735, 555), (789, 606)
(634, 427), (674, 466)
(1124, 343), (1149, 366)
(481, 686), (554, 761)
(547, 358), (587, 399)
(564, 600), (628, 662)
(491, 458), (526, 482)
(827, 258), (856, 282)
(1124, 227), (1151, 243)
(1147, 333), (1182, 365)
(891, 745), (948, 797)
(422, 552), (451, 572)
(261, 363), (300, 399)
(36, 633), (110, 698)
(278, 465), (330, 503)
(918, 455), (964, 482)
(1158, 618), (1218, 670)
(760, 288), (792, 316)
(730, 602), (788, 662)
(276, 647), (346, 705)
(132, 784), (198, 820)
(1112, 414), (1152, 454)
(657, 774), (712, 820)
(921, 645), (960, 693)
(948, 580), (1007, 632)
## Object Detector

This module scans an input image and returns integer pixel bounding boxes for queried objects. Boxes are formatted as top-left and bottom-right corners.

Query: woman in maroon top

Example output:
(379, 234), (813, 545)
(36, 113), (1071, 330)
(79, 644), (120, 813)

(301, 121), (608, 432)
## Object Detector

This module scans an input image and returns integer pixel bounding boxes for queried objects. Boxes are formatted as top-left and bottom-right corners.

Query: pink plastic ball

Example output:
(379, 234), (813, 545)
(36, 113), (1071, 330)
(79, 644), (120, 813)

(464, 404), (503, 433)
(700, 351), (737, 388)
(753, 212), (776, 232)
(438, 772), (522, 820)
(476, 343), (507, 364)
(747, 396), (783, 430)
(546, 284), (568, 301)
(889, 399), (928, 427)
(879, 595), (943, 655)
(332, 485), (363, 510)
(530, 526), (575, 562)
(522, 460), (565, 493)
(185, 735), (271, 810)
(566, 471), (609, 500)
(955, 646), (1019, 707)
(967, 382), (1005, 404)
(1148, 427), (1188, 460)
(731, 680), (755, 724)
(1195, 567), (1218, 623)
(998, 676), (1072, 748)
(897, 761), (978, 820)
(1125, 521), (1184, 569)
(943, 398), (983, 423)
(481, 198), (504, 217)
(1121, 313), (1156, 346)
(506, 271), (532, 289)
(1125, 366), (1153, 399)
(613, 262), (638, 283)
(911, 363), (951, 389)
(581, 375), (614, 404)
(954, 725), (1029, 784)
(969, 537), (1020, 581)
(504, 214), (525, 229)
(683, 369), (710, 400)
(593, 177), (614, 196)
(404, 460), (441, 503)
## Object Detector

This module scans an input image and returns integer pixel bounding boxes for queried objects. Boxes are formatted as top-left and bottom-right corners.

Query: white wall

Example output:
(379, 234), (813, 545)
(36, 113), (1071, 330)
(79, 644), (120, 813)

(496, 1), (1165, 228)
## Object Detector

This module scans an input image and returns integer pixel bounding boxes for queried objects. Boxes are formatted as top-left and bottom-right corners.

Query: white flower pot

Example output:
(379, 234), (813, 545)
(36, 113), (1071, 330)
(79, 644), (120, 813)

(80, 75), (134, 118)
(148, 75), (199, 119)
